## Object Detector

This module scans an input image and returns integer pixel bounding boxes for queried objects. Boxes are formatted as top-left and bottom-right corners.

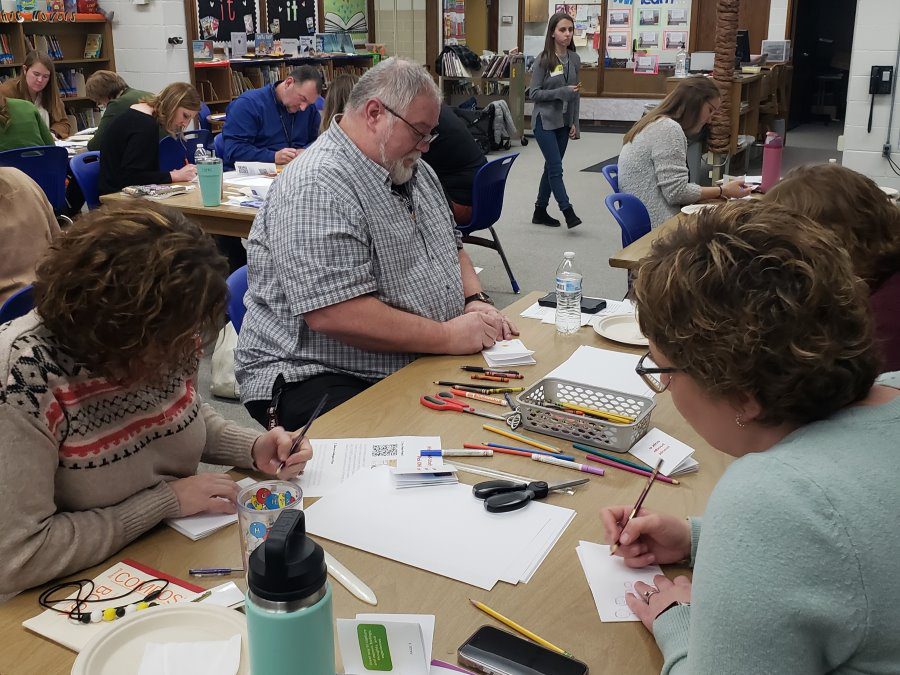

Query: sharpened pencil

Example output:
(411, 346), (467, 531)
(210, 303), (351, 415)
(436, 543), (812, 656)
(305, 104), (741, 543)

(469, 599), (574, 658)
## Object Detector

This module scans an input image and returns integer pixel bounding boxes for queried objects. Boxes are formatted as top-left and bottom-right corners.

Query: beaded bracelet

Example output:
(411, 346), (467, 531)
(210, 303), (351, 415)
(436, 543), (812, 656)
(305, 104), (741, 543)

(38, 578), (170, 624)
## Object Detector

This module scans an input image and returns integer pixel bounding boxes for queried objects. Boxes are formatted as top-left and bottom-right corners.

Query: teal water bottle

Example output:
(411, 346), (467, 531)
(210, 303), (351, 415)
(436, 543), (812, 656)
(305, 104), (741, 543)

(245, 509), (335, 675)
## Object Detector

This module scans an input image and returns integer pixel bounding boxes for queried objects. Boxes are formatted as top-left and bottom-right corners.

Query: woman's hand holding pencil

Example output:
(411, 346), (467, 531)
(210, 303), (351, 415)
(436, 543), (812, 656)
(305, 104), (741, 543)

(599, 506), (692, 568)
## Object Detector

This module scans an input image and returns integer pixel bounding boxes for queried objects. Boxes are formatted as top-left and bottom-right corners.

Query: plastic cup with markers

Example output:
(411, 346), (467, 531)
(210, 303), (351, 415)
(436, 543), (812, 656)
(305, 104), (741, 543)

(237, 480), (303, 570)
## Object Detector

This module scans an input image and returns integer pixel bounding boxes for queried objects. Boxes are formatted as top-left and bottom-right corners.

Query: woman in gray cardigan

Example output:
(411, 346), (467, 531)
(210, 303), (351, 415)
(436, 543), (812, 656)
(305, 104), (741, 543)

(527, 12), (582, 228)
(618, 77), (751, 228)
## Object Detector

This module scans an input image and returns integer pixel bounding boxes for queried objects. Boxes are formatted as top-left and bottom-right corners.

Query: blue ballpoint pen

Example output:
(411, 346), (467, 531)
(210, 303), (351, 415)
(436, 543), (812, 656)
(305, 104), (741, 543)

(189, 567), (244, 577)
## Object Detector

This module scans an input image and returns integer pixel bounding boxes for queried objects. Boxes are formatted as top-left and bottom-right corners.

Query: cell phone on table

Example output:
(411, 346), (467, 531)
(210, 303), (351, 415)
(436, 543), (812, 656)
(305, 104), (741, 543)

(458, 625), (589, 675)
(538, 292), (607, 314)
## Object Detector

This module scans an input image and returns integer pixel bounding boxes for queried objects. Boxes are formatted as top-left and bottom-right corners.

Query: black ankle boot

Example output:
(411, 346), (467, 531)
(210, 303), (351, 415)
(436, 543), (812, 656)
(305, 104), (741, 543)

(562, 206), (582, 228)
(532, 206), (561, 227)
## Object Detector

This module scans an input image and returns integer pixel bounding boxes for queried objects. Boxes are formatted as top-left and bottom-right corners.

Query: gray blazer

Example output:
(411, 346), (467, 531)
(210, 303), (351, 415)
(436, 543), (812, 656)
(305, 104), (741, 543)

(527, 51), (581, 134)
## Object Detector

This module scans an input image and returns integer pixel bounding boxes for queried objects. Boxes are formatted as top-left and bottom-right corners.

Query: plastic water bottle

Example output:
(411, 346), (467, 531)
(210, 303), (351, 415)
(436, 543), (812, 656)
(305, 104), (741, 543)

(194, 143), (208, 165)
(675, 43), (688, 78)
(555, 251), (582, 335)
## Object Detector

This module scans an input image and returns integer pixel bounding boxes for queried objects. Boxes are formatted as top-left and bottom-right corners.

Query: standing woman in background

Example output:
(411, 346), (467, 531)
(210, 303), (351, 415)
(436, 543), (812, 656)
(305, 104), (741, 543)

(0, 51), (70, 139)
(528, 12), (582, 228)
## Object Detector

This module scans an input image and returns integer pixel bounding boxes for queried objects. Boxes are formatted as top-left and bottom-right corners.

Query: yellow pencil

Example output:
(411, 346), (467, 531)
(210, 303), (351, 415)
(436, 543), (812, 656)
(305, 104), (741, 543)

(482, 424), (561, 454)
(469, 598), (574, 658)
(558, 401), (634, 424)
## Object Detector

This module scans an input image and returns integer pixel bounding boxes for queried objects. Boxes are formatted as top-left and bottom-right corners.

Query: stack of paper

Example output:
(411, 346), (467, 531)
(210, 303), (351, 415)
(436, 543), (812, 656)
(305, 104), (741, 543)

(576, 541), (663, 622)
(482, 339), (536, 368)
(546, 345), (656, 399)
(520, 299), (637, 328)
(165, 477), (256, 540)
(305, 466), (575, 590)
(628, 428), (699, 476)
(298, 436), (441, 497)
(390, 455), (458, 489)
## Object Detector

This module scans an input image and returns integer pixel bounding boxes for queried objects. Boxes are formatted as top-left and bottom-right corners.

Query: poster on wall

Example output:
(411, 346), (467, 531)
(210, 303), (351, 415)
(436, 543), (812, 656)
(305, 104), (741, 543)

(264, 0), (316, 39)
(198, 0), (259, 43)
(664, 30), (687, 50)
(631, 0), (693, 63)
(323, 0), (369, 42)
(638, 9), (659, 26)
(608, 9), (630, 27)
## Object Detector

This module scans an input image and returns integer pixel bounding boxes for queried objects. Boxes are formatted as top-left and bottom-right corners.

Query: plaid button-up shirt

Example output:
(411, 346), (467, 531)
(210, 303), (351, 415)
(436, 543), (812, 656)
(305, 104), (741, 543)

(235, 121), (465, 402)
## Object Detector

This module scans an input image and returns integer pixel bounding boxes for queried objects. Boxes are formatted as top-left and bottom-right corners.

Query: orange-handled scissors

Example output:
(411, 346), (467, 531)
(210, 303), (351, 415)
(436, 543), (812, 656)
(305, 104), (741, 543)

(419, 395), (521, 429)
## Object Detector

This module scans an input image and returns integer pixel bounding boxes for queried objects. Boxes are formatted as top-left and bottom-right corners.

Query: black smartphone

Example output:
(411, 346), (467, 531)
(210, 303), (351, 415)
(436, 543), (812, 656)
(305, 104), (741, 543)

(537, 293), (607, 314)
(458, 625), (589, 675)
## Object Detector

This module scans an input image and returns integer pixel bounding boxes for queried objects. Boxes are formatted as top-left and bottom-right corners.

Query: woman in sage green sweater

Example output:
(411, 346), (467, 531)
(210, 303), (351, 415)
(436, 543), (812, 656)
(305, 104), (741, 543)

(601, 201), (899, 673)
(0, 93), (54, 152)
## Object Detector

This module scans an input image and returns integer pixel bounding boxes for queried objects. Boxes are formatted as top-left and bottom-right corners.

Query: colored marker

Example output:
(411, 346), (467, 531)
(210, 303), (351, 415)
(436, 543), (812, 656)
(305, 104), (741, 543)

(583, 453), (679, 484)
(531, 453), (605, 477)
(472, 374), (510, 383)
(484, 442), (574, 461)
(482, 424), (561, 454)
(449, 388), (508, 406)
(420, 449), (493, 457)
(573, 443), (658, 472)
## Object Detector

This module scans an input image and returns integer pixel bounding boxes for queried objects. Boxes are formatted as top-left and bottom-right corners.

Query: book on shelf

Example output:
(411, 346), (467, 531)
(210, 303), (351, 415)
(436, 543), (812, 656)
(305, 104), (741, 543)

(22, 559), (203, 652)
(254, 32), (274, 57)
(231, 31), (247, 58)
(192, 39), (213, 61)
(0, 34), (13, 64)
(83, 33), (102, 59)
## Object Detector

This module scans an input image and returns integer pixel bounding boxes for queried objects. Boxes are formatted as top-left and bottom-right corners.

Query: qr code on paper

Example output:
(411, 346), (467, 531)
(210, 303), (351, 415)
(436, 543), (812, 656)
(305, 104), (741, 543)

(371, 443), (398, 457)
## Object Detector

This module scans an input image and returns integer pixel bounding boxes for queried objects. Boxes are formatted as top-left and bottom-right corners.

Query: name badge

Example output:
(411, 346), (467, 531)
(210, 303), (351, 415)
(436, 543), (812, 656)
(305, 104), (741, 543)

(551, 64), (564, 75)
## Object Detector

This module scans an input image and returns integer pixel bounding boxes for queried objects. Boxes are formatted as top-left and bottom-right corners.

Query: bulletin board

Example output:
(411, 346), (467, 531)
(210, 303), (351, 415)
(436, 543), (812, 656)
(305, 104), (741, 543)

(554, 3), (603, 63)
(607, 0), (691, 64)
(264, 0), (317, 38)
(197, 0), (260, 41)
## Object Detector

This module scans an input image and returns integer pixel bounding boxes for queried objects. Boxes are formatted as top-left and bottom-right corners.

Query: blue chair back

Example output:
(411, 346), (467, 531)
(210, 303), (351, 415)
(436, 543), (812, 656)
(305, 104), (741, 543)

(226, 265), (249, 333)
(213, 132), (225, 160)
(158, 130), (213, 171)
(602, 164), (620, 193)
(604, 193), (651, 248)
(315, 95), (325, 111)
(199, 102), (212, 131)
(0, 284), (35, 325)
(0, 145), (69, 212)
(69, 151), (101, 209)
(457, 153), (519, 236)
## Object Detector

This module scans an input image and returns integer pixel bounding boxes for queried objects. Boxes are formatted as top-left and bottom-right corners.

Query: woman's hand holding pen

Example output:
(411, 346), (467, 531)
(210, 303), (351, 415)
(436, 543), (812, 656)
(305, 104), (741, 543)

(251, 428), (313, 479)
(599, 506), (691, 568)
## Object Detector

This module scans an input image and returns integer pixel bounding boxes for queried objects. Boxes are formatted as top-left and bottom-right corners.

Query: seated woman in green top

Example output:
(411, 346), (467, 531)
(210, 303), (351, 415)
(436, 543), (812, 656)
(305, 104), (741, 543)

(85, 70), (154, 151)
(600, 201), (900, 673)
(0, 92), (54, 152)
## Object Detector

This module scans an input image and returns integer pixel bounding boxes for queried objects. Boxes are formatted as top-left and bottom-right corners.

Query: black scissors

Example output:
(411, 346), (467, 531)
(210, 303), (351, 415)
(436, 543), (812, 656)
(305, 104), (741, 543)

(473, 478), (589, 513)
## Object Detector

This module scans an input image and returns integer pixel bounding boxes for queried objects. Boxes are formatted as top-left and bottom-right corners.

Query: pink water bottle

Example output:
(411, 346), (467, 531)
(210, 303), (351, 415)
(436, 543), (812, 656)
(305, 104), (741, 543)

(760, 132), (783, 193)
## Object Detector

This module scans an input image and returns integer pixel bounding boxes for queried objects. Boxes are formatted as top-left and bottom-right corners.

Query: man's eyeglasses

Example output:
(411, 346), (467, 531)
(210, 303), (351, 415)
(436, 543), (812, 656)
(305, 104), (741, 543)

(381, 101), (439, 145)
(635, 351), (682, 393)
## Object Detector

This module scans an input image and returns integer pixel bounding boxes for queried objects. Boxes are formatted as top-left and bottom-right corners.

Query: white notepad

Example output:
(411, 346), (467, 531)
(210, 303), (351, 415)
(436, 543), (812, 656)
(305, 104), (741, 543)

(165, 478), (256, 540)
(576, 541), (663, 622)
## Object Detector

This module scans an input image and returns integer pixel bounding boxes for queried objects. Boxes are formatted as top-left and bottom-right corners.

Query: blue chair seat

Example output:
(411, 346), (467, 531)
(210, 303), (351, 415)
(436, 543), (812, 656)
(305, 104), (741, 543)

(226, 265), (249, 333)
(456, 153), (521, 293)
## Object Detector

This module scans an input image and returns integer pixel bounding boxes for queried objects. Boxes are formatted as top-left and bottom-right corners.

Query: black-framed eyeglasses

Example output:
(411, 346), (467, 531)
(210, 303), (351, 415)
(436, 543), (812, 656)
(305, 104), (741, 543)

(635, 351), (682, 393)
(380, 101), (439, 145)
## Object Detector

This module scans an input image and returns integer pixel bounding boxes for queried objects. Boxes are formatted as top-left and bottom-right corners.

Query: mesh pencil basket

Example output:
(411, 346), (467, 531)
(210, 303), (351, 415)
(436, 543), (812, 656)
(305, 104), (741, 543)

(515, 378), (655, 452)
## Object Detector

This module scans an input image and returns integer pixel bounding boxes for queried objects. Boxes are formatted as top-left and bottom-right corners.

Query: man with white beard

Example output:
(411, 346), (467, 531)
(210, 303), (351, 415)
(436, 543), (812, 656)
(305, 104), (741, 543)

(235, 57), (517, 430)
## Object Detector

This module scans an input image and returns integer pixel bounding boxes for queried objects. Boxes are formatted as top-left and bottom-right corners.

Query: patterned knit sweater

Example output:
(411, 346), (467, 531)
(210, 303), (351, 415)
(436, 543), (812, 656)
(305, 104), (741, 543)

(0, 312), (261, 596)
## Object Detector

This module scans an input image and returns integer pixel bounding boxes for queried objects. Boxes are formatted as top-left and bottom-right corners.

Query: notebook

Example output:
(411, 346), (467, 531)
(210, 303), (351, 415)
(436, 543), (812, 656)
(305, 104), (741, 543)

(165, 477), (256, 540)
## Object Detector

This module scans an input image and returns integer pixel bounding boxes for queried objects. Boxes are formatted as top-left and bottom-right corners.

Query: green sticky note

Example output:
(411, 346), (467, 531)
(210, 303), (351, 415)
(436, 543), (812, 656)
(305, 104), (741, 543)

(357, 623), (393, 671)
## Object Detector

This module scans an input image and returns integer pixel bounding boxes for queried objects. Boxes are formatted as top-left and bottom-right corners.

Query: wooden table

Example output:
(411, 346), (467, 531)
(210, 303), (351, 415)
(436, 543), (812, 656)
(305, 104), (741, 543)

(0, 293), (732, 673)
(100, 187), (256, 238)
(609, 212), (682, 271)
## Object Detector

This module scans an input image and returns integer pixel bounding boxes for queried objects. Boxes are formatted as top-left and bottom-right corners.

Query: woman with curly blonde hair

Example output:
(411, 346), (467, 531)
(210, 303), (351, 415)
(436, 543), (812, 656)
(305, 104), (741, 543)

(0, 203), (312, 597)
(765, 163), (900, 371)
(98, 82), (201, 195)
(599, 201), (899, 672)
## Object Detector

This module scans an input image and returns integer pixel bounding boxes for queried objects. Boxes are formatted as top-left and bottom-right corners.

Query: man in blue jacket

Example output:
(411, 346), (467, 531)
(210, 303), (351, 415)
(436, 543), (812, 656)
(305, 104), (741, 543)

(222, 65), (323, 167)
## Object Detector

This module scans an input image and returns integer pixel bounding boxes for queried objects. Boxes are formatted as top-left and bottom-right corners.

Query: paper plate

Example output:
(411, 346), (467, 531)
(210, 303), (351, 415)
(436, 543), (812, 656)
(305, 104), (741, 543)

(680, 203), (716, 215)
(879, 186), (899, 200)
(593, 314), (649, 347)
(72, 604), (249, 675)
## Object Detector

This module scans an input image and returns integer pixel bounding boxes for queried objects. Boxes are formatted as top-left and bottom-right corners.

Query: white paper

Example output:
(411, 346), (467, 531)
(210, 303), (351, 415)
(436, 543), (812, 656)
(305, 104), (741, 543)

(197, 582), (245, 608)
(234, 161), (276, 175)
(337, 619), (428, 674)
(137, 633), (241, 675)
(355, 614), (435, 661)
(546, 346), (655, 399)
(305, 466), (574, 590)
(165, 478), (255, 540)
(576, 541), (662, 622)
(628, 428), (697, 476)
(521, 299), (636, 328)
(297, 436), (441, 497)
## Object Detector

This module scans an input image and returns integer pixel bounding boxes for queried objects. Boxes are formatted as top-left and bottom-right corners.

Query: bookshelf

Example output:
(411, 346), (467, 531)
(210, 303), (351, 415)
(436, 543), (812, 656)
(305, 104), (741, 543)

(193, 54), (375, 115)
(0, 14), (114, 130)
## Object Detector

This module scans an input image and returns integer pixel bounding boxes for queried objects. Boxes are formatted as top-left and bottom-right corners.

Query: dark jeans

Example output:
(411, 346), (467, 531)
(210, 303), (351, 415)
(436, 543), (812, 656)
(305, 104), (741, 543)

(533, 115), (571, 211)
(245, 372), (373, 431)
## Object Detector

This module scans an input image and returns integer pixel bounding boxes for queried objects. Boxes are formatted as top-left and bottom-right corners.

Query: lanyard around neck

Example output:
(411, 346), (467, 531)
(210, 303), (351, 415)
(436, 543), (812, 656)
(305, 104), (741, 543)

(273, 85), (295, 147)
